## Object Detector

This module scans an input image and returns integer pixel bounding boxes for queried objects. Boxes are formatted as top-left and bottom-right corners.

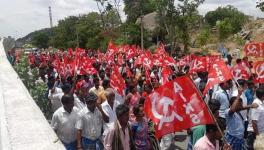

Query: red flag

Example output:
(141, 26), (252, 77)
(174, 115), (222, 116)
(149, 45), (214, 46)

(106, 41), (118, 57)
(126, 45), (138, 60)
(189, 56), (207, 73)
(177, 55), (192, 67)
(161, 66), (173, 85)
(232, 63), (250, 80)
(155, 43), (167, 56)
(110, 65), (126, 96)
(203, 60), (233, 95)
(244, 42), (264, 57)
(144, 76), (214, 139)
(253, 61), (264, 83)
(79, 56), (97, 75)
(126, 65), (133, 78)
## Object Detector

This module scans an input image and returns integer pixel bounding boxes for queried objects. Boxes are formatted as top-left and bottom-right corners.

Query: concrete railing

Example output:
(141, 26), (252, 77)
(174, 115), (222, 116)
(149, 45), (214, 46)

(0, 39), (65, 150)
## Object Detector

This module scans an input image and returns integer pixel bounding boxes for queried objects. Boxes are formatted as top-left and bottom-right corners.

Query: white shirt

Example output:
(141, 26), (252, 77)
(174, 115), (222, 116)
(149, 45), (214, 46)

(101, 100), (120, 135)
(76, 107), (103, 140)
(74, 97), (86, 110)
(251, 98), (264, 134)
(48, 87), (63, 112)
(51, 106), (79, 144)
(232, 90), (248, 121)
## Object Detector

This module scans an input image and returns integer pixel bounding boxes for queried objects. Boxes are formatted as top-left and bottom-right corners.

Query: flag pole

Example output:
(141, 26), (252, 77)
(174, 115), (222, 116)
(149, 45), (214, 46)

(186, 75), (227, 143)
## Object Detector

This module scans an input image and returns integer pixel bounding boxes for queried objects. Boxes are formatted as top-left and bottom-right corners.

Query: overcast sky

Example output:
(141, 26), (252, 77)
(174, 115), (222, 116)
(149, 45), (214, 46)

(0, 0), (263, 39)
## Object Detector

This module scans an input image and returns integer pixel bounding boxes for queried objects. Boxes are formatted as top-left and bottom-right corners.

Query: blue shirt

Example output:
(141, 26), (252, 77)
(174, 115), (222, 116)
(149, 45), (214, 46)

(245, 88), (254, 105)
(225, 109), (244, 139)
(215, 89), (229, 118)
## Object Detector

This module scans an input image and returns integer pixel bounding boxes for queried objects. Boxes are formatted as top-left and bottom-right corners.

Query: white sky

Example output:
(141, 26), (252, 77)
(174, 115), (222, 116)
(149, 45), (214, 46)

(0, 0), (263, 39)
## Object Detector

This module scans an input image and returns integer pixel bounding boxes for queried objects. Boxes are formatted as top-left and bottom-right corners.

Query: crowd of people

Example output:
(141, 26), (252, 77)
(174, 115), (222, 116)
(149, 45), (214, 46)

(18, 44), (264, 150)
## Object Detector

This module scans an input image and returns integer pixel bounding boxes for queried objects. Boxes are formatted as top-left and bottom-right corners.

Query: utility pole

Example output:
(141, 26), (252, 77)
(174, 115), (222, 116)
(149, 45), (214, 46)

(49, 6), (53, 28)
(140, 0), (144, 50)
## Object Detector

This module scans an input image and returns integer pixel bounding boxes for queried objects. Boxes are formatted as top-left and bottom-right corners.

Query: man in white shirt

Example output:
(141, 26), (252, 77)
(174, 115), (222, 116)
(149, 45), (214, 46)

(76, 92), (109, 150)
(48, 86), (63, 112)
(101, 88), (121, 138)
(48, 83), (72, 112)
(251, 88), (264, 148)
(51, 94), (79, 150)
(75, 80), (89, 110)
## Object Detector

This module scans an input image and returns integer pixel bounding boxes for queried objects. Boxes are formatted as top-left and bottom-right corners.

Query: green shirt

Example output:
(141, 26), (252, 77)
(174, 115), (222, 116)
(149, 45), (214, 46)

(192, 125), (206, 146)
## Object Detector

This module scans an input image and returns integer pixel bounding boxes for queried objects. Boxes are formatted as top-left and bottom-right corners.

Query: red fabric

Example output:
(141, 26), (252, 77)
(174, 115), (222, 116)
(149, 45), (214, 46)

(253, 61), (264, 83)
(144, 76), (214, 139)
(161, 66), (173, 85)
(176, 55), (192, 66)
(232, 63), (250, 80)
(203, 60), (233, 95)
(155, 43), (167, 56)
(244, 42), (264, 57)
(79, 56), (97, 75)
(110, 65), (126, 96)
(126, 45), (138, 60)
(189, 56), (207, 73)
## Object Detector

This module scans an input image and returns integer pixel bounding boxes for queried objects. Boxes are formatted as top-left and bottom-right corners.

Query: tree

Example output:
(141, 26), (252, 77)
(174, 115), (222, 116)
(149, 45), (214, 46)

(257, 0), (264, 11)
(32, 32), (50, 48)
(216, 19), (233, 42)
(123, 0), (156, 23)
(51, 16), (79, 49)
(156, 0), (204, 54)
(205, 5), (247, 33)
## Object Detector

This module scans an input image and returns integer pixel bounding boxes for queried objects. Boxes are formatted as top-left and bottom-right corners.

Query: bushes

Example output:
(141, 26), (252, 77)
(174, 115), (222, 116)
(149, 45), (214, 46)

(13, 54), (52, 120)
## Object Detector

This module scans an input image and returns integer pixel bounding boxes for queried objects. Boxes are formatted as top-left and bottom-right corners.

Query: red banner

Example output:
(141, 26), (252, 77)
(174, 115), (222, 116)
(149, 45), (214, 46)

(203, 60), (233, 95)
(253, 61), (264, 83)
(189, 56), (207, 73)
(244, 42), (264, 57)
(144, 76), (214, 139)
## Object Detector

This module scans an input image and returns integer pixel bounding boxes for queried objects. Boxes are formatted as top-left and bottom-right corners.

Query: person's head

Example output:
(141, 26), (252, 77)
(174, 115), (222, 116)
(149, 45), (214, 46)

(76, 80), (89, 100)
(86, 92), (98, 112)
(247, 80), (255, 90)
(208, 99), (220, 118)
(116, 104), (130, 126)
(99, 70), (105, 80)
(256, 87), (264, 101)
(47, 76), (55, 89)
(219, 81), (230, 90)
(237, 79), (248, 90)
(133, 104), (145, 119)
(206, 118), (225, 140)
(61, 83), (71, 94)
(102, 79), (110, 89)
(61, 94), (74, 113)
(236, 59), (242, 64)
(144, 83), (153, 94)
(93, 77), (100, 89)
(105, 88), (115, 105)
(230, 96), (243, 108)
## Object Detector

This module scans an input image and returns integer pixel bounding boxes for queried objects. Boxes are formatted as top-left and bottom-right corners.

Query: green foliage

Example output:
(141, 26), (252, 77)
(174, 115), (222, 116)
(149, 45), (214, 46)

(257, 0), (264, 11)
(156, 0), (204, 53)
(123, 0), (156, 23)
(14, 54), (52, 120)
(32, 32), (50, 48)
(197, 28), (211, 46)
(205, 5), (248, 33)
(216, 19), (233, 42)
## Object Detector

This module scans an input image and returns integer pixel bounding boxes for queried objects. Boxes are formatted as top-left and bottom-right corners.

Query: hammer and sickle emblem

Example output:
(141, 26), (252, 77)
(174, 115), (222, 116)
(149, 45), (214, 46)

(150, 93), (183, 130)
(193, 60), (203, 69)
(256, 64), (264, 79)
(247, 44), (258, 54)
